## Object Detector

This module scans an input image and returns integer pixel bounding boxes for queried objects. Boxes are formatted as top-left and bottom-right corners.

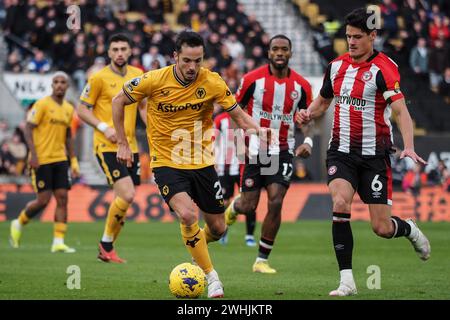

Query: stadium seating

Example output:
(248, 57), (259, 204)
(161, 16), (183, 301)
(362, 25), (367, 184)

(291, 0), (450, 133)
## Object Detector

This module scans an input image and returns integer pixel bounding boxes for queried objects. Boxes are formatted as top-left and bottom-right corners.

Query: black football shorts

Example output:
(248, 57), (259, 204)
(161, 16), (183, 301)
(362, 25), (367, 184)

(153, 165), (225, 214)
(326, 150), (392, 205)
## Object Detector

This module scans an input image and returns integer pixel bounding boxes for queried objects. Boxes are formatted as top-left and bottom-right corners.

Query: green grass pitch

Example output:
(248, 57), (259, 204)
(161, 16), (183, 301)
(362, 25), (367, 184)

(0, 221), (449, 299)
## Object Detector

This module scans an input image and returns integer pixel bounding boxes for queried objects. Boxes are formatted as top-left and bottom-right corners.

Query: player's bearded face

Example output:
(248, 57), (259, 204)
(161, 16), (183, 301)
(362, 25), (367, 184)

(175, 45), (204, 82)
(346, 26), (376, 60)
(108, 41), (131, 68)
(268, 38), (292, 70)
(52, 76), (68, 97)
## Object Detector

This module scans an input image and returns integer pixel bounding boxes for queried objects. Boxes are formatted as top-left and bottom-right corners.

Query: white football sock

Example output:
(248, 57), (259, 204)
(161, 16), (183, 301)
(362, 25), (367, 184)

(53, 237), (64, 246)
(13, 219), (23, 231)
(340, 269), (354, 284)
(101, 234), (114, 242)
(206, 269), (219, 282)
(255, 257), (268, 263)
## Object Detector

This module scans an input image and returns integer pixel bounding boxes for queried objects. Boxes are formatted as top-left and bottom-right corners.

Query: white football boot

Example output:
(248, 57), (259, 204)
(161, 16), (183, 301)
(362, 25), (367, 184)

(329, 281), (358, 296)
(406, 219), (431, 261)
(206, 269), (224, 298)
(329, 269), (357, 297)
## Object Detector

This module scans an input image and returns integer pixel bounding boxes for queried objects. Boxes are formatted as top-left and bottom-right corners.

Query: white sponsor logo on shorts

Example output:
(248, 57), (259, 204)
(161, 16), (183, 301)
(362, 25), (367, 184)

(245, 178), (254, 188)
(372, 191), (381, 198)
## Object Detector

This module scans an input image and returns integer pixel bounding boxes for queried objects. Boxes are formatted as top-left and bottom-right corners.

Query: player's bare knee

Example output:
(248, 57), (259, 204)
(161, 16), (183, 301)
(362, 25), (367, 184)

(55, 194), (68, 207)
(179, 215), (196, 226)
(240, 201), (257, 214)
(178, 207), (197, 226)
(120, 189), (135, 204)
(268, 198), (283, 211)
(332, 195), (351, 212)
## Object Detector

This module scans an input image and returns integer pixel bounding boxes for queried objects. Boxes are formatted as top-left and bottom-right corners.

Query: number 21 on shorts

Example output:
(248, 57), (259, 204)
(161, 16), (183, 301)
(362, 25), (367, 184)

(214, 180), (224, 200)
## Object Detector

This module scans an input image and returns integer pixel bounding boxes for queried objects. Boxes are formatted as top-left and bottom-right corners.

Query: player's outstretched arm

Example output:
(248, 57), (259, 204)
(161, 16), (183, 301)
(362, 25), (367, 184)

(391, 98), (427, 164)
(228, 105), (274, 144)
(112, 90), (134, 167)
(228, 105), (259, 131)
(296, 95), (333, 126)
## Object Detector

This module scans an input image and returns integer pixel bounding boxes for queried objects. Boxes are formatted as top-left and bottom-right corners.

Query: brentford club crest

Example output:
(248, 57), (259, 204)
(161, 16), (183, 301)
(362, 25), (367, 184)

(290, 90), (299, 100)
(328, 166), (337, 176)
(245, 178), (254, 188)
(362, 71), (373, 81)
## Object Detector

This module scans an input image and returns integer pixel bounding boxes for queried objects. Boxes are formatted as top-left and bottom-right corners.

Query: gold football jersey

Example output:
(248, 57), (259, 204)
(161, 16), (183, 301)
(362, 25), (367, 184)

(27, 96), (74, 165)
(80, 65), (143, 153)
(123, 65), (238, 169)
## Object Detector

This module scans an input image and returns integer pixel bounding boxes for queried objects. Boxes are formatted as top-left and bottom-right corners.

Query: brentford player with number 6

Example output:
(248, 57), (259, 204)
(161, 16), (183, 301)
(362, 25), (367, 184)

(296, 8), (431, 297)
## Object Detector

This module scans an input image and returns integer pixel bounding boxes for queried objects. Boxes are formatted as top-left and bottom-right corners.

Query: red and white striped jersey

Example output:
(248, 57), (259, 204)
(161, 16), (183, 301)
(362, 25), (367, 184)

(213, 112), (241, 176)
(320, 51), (404, 156)
(236, 64), (312, 155)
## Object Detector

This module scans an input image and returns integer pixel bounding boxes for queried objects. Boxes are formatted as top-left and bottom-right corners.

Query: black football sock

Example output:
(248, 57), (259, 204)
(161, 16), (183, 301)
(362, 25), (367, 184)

(332, 212), (353, 270)
(257, 237), (274, 259)
(100, 241), (113, 252)
(390, 216), (412, 238)
(246, 210), (256, 236)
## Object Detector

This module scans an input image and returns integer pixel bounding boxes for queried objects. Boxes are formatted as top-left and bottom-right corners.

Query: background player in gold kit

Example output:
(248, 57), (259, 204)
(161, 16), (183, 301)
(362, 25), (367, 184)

(112, 31), (270, 298)
(10, 72), (80, 253)
(78, 34), (147, 263)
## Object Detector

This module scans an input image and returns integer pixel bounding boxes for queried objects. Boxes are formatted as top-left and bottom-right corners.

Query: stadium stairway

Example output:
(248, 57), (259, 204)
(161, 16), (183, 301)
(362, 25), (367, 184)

(0, 33), (7, 72)
(240, 0), (323, 76)
(79, 160), (107, 185)
(78, 125), (109, 186)
(309, 0), (362, 21)
(0, 34), (25, 128)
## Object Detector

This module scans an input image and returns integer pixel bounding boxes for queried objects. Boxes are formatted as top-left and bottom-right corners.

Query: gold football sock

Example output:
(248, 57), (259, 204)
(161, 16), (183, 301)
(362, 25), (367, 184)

(180, 221), (213, 274)
(102, 197), (129, 243)
(54, 222), (67, 240)
(18, 210), (30, 226)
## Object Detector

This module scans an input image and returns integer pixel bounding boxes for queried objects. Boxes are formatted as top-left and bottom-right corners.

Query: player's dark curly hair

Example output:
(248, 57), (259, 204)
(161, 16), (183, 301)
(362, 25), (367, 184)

(269, 35), (292, 50)
(345, 7), (378, 34)
(175, 31), (205, 53)
(108, 33), (132, 48)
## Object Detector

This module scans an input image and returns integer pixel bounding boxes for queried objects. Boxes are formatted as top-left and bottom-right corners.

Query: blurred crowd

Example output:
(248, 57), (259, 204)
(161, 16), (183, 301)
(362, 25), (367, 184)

(0, 0), (275, 184)
(1, 0), (271, 94)
(0, 0), (448, 188)
(307, 0), (449, 102)
(391, 146), (450, 193)
(0, 118), (27, 177)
